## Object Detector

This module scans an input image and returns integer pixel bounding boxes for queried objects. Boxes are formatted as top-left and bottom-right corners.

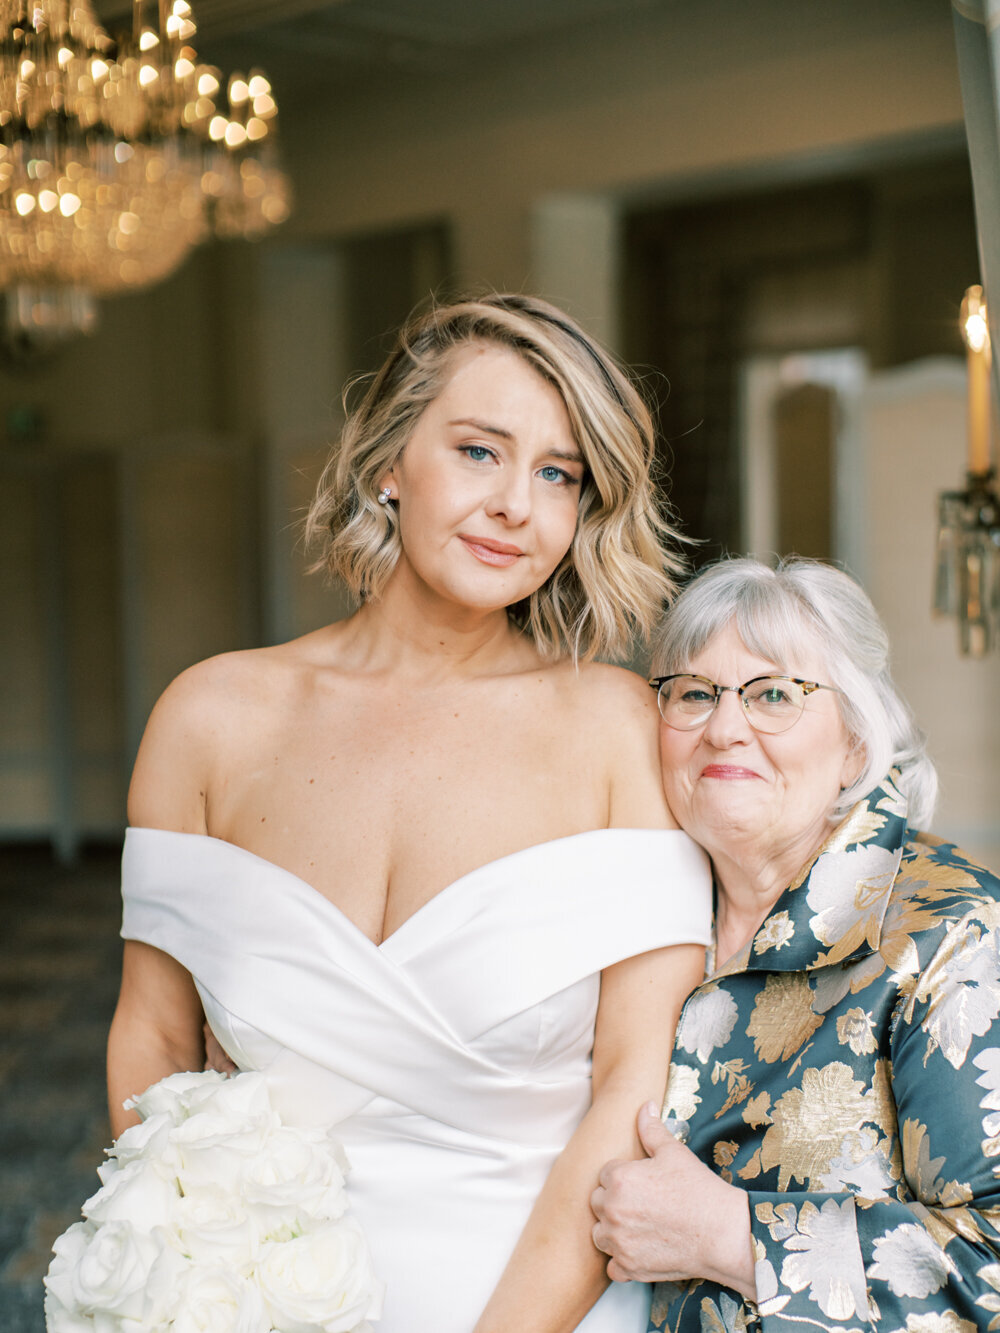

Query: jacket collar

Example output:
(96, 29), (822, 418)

(710, 772), (908, 978)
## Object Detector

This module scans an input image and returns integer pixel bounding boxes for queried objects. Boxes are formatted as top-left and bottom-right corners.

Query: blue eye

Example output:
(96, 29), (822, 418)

(539, 465), (581, 487)
(460, 445), (494, 463)
(746, 679), (801, 713)
(679, 687), (714, 705)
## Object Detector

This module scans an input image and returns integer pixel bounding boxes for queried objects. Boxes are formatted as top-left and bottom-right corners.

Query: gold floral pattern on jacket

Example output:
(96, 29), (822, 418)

(652, 773), (1000, 1332)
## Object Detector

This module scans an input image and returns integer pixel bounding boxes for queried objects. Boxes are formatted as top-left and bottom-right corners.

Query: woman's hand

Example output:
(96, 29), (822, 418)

(203, 1022), (237, 1073)
(590, 1103), (757, 1302)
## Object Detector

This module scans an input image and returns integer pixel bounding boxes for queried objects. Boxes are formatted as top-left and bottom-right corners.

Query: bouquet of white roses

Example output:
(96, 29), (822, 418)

(44, 1070), (383, 1333)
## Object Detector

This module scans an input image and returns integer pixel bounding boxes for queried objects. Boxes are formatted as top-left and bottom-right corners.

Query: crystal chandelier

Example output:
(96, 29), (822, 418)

(0, 0), (291, 344)
(933, 285), (1000, 656)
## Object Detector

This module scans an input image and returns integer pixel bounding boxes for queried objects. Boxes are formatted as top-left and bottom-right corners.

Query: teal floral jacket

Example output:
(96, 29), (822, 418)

(652, 773), (1000, 1333)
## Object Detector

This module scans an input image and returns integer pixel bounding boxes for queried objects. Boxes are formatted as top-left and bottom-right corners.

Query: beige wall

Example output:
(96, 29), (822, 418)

(281, 0), (961, 290)
(0, 0), (964, 449)
(859, 362), (1000, 868)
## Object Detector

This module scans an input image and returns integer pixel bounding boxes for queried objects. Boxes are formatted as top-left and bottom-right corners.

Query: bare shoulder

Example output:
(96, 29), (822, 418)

(565, 659), (660, 736)
(127, 641), (309, 832)
(565, 661), (675, 830)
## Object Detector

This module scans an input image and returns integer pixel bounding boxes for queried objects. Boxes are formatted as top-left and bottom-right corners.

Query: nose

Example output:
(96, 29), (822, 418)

(700, 688), (754, 748)
(484, 465), (532, 525)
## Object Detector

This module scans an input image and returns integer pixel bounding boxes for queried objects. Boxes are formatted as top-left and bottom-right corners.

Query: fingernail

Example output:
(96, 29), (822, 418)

(644, 1100), (659, 1117)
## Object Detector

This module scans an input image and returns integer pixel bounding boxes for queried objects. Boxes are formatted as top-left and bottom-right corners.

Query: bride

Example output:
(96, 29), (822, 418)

(107, 293), (712, 1332)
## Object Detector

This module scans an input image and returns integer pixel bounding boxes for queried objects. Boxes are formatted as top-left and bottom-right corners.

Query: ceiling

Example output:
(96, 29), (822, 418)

(94, 0), (664, 103)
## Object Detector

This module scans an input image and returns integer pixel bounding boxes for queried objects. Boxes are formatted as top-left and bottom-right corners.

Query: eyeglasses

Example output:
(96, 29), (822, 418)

(648, 673), (842, 735)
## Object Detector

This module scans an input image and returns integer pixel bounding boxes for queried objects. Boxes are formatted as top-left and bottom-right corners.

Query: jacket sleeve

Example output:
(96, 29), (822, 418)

(744, 902), (1000, 1331)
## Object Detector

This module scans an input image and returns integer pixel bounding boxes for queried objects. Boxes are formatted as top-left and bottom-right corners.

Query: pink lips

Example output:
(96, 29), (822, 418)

(459, 535), (524, 566)
(701, 764), (760, 780)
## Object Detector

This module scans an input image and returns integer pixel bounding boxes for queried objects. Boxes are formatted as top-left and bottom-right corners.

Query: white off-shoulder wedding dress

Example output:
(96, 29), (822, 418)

(121, 826), (712, 1333)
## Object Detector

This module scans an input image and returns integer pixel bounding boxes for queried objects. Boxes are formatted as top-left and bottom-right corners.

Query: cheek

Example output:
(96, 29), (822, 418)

(541, 500), (579, 559)
(658, 729), (697, 792)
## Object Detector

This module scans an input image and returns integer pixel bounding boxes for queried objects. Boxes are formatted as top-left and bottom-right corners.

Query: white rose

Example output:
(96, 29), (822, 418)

(256, 1219), (383, 1333)
(170, 1078), (279, 1195)
(84, 1157), (180, 1231)
(42, 1286), (94, 1333)
(170, 1265), (269, 1333)
(174, 1186), (259, 1267)
(107, 1112), (177, 1169)
(179, 1072), (275, 1130)
(44, 1221), (96, 1320)
(125, 1071), (229, 1125)
(243, 1127), (349, 1238)
(50, 1219), (171, 1320)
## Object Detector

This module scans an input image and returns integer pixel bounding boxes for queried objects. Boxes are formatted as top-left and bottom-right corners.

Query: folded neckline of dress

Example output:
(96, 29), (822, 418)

(123, 824), (698, 951)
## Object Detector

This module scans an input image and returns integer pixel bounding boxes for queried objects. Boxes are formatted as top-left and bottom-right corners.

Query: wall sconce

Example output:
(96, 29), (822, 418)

(933, 285), (1000, 656)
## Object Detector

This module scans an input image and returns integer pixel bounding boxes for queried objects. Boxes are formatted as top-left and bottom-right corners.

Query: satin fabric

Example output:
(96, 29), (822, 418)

(122, 826), (712, 1332)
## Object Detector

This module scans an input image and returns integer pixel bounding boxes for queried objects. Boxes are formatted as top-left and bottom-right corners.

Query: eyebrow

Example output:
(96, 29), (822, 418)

(448, 418), (584, 465)
(449, 416), (512, 439)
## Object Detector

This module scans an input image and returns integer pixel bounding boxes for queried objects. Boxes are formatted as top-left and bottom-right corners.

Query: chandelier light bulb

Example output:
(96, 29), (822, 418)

(0, 0), (291, 344)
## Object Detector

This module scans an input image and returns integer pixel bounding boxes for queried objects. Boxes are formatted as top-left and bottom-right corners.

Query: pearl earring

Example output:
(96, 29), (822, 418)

(377, 487), (392, 505)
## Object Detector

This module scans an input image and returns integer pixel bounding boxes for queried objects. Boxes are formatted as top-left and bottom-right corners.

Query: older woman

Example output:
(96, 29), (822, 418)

(591, 556), (1000, 1331)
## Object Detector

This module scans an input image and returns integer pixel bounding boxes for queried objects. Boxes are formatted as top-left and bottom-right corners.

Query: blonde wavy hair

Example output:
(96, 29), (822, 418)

(306, 294), (683, 661)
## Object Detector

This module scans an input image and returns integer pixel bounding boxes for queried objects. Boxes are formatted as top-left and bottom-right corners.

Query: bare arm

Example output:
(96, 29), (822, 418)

(473, 943), (705, 1333)
(473, 666), (701, 1332)
(107, 664), (219, 1136)
(107, 941), (206, 1137)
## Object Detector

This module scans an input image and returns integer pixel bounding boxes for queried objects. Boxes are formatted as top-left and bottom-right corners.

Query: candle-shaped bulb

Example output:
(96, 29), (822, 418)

(961, 284), (993, 476)
(963, 285), (990, 353)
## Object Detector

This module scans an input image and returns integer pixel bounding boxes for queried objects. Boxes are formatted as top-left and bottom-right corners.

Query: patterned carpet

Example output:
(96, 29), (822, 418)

(0, 844), (124, 1333)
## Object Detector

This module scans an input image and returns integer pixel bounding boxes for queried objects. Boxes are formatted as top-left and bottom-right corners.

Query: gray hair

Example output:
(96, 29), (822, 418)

(650, 556), (938, 827)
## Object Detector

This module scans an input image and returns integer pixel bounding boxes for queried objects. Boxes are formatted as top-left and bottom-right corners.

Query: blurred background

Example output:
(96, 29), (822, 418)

(3, 0), (995, 865)
(1, 2), (999, 1320)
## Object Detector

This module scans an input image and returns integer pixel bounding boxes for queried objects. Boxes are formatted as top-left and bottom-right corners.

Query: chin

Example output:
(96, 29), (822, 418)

(453, 571), (544, 611)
